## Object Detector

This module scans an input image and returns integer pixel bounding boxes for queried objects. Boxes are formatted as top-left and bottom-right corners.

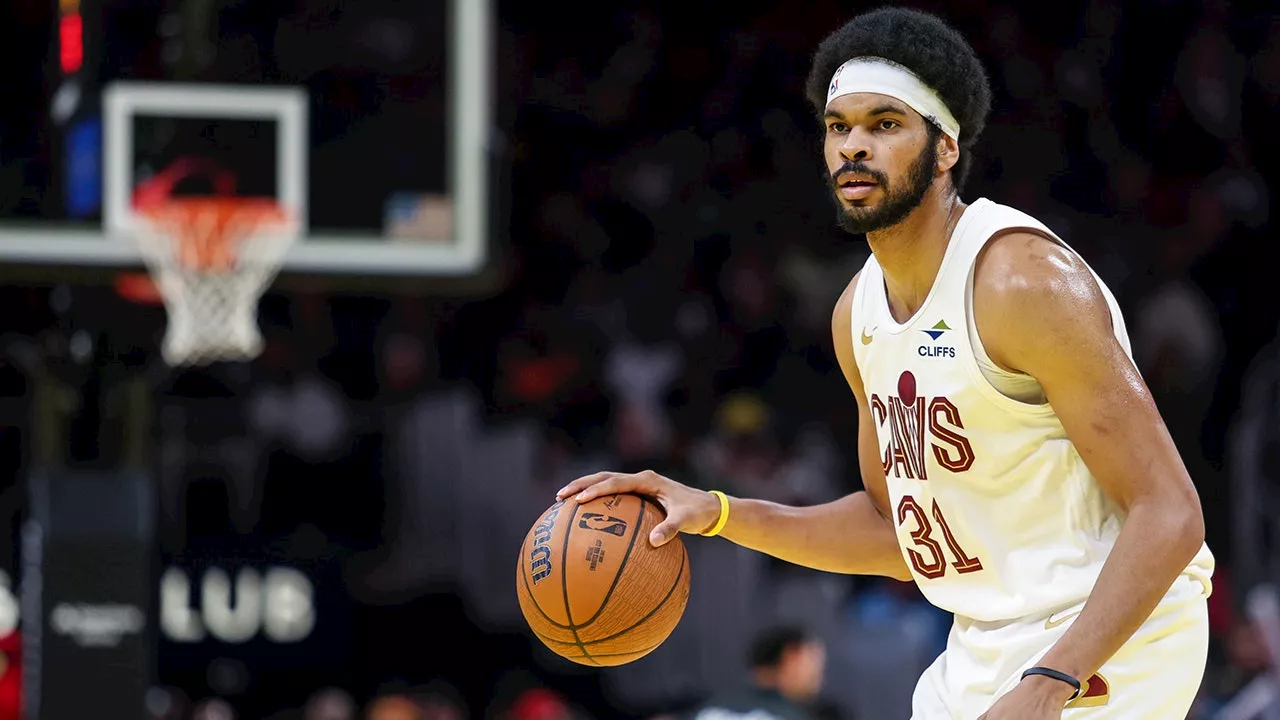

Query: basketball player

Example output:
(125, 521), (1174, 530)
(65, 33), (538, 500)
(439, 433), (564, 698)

(557, 7), (1215, 719)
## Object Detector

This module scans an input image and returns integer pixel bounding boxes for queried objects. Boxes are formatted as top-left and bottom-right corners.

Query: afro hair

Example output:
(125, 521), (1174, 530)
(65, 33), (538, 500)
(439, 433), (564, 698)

(805, 7), (992, 191)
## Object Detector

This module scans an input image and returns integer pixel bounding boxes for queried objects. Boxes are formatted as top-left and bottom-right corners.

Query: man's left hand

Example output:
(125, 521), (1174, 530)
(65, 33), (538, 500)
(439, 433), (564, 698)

(978, 675), (1076, 719)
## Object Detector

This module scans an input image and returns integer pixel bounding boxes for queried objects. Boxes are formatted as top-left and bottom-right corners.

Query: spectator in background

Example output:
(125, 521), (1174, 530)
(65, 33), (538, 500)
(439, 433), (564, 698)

(691, 392), (779, 495)
(689, 625), (830, 720)
(365, 694), (425, 720)
(1228, 326), (1280, 595)
(192, 697), (238, 720)
(503, 687), (577, 720)
(0, 628), (17, 720)
(145, 687), (191, 720)
(604, 307), (684, 469)
(401, 681), (469, 720)
(304, 687), (357, 720)
(418, 691), (467, 720)
(360, 684), (468, 720)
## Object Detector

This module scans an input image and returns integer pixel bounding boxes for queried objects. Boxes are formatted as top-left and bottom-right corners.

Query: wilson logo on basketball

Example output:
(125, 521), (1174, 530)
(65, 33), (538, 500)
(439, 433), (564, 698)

(578, 513), (628, 537)
(529, 500), (565, 584)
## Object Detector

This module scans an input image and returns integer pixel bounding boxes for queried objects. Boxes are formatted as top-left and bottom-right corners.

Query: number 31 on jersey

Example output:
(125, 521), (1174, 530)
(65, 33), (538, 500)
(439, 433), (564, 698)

(897, 495), (984, 579)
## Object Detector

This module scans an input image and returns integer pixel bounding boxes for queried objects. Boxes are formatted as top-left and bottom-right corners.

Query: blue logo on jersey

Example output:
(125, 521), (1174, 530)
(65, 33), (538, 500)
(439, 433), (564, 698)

(919, 320), (955, 357)
(921, 319), (951, 341)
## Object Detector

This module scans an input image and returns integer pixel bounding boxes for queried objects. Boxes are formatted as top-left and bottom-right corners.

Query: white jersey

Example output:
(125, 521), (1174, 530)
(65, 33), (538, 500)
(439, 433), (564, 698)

(850, 197), (1214, 623)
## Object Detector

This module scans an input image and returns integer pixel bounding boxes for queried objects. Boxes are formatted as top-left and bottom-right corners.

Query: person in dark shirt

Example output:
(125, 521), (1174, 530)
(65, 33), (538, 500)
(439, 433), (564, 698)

(689, 625), (831, 720)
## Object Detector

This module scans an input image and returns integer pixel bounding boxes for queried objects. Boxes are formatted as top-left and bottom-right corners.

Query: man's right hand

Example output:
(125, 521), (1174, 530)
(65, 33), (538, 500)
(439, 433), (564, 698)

(556, 471), (724, 547)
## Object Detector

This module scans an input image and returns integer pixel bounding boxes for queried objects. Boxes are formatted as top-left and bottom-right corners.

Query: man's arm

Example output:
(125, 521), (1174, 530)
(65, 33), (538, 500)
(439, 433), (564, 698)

(558, 272), (912, 580)
(712, 273), (909, 579)
(974, 231), (1206, 702)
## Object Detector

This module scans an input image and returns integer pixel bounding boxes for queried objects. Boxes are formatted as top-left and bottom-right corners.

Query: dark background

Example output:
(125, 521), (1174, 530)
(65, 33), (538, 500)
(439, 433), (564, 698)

(0, 0), (1277, 718)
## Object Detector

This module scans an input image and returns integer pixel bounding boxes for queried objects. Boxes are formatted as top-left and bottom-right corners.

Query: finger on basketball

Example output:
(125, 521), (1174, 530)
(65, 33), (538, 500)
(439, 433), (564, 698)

(555, 471), (613, 500)
(649, 515), (684, 547)
(573, 474), (641, 503)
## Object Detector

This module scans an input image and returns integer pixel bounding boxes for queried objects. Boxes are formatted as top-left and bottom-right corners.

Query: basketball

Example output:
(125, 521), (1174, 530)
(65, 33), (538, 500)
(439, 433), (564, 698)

(516, 493), (690, 666)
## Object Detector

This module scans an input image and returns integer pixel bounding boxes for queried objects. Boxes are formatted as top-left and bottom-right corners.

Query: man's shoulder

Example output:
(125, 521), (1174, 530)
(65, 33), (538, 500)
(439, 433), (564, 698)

(973, 229), (1099, 309)
(971, 223), (1125, 375)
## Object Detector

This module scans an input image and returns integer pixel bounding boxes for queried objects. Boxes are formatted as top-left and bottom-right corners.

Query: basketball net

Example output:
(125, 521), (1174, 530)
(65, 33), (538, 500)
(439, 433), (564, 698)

(132, 197), (297, 367)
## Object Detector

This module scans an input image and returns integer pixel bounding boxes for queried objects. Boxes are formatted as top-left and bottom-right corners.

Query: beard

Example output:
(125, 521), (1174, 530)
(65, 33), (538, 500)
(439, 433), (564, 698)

(831, 138), (939, 235)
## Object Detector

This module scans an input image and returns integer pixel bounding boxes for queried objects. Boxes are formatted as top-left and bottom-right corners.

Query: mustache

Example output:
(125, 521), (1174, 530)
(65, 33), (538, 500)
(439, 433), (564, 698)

(830, 162), (888, 186)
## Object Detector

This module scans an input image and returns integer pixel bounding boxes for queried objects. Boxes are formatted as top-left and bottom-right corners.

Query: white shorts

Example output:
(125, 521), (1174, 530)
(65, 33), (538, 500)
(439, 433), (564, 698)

(911, 573), (1211, 719)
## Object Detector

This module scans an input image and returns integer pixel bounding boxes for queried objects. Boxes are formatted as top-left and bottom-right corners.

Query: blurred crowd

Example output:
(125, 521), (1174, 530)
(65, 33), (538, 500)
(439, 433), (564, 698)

(141, 624), (835, 720)
(2, 0), (1280, 718)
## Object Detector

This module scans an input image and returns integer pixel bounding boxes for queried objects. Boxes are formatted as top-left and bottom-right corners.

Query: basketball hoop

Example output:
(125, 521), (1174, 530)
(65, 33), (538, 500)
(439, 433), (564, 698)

(131, 196), (298, 367)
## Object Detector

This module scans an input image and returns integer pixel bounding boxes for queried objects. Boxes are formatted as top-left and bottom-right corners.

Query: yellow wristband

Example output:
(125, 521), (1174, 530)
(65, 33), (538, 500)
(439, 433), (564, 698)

(700, 490), (730, 537)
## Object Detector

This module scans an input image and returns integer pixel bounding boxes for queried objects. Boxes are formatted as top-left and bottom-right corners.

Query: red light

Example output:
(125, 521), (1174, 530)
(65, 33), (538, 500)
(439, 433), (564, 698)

(60, 13), (83, 74)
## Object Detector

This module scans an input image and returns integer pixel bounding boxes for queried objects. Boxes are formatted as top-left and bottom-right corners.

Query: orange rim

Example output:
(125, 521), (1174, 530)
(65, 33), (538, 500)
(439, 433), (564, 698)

(134, 197), (288, 272)
(114, 272), (164, 305)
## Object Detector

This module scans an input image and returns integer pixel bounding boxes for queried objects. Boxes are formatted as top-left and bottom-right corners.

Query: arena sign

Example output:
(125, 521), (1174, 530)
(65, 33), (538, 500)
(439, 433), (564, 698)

(1, 565), (317, 645)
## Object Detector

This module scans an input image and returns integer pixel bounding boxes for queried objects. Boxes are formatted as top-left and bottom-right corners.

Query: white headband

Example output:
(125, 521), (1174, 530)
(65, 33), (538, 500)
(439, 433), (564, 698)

(826, 57), (960, 141)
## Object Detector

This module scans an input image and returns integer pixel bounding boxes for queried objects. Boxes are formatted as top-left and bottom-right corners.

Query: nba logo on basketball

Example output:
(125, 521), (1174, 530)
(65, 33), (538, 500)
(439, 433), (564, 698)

(578, 513), (628, 537)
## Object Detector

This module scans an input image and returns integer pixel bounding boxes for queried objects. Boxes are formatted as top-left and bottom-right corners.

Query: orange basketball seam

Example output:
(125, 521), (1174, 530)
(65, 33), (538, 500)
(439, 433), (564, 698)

(525, 624), (576, 648)
(577, 541), (688, 647)
(559, 502), (598, 665)
(562, 641), (666, 659)
(573, 497), (649, 629)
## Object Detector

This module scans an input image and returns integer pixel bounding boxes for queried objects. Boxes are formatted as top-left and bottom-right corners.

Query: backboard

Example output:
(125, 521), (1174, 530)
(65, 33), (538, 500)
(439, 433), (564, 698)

(0, 0), (490, 279)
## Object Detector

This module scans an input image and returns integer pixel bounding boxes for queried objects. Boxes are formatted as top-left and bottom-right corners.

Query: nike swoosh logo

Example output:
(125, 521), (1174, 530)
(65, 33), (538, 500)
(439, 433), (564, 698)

(1044, 608), (1082, 629)
(861, 327), (875, 345)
